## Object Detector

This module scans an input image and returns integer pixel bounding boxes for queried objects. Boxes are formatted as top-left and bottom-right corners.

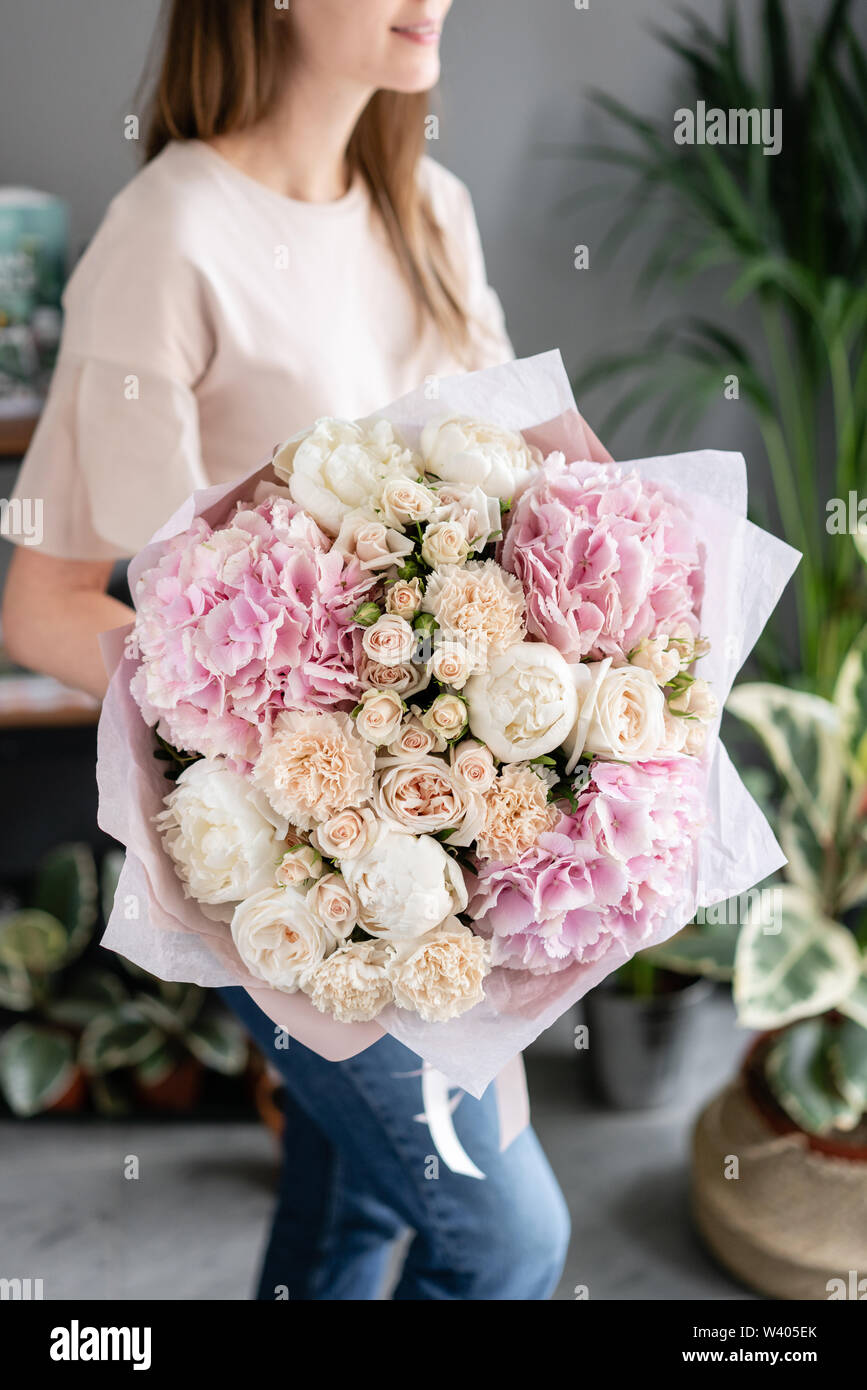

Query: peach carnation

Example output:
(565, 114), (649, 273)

(251, 709), (374, 829)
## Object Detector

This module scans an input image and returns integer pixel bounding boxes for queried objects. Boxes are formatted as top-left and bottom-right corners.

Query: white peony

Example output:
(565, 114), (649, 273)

(563, 661), (666, 769)
(273, 417), (420, 536)
(420, 417), (543, 501)
(231, 885), (337, 992)
(464, 640), (578, 762)
(155, 758), (288, 906)
(340, 824), (467, 942)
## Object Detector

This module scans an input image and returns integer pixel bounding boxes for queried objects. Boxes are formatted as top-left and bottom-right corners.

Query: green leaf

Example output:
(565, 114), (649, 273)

(33, 843), (98, 963)
(0, 910), (68, 973)
(0, 961), (35, 1012)
(134, 1042), (180, 1089)
(777, 793), (824, 896)
(836, 952), (867, 1028)
(185, 1008), (248, 1075)
(726, 683), (845, 844)
(828, 1017), (867, 1115)
(765, 1018), (861, 1135)
(43, 967), (129, 1029)
(734, 885), (861, 1028)
(78, 1003), (165, 1075)
(0, 1024), (77, 1117)
(645, 922), (739, 980)
(833, 624), (867, 780)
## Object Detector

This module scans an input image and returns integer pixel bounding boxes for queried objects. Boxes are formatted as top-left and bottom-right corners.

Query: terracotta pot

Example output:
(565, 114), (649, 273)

(134, 1057), (203, 1112)
(691, 1033), (867, 1299)
(247, 1051), (285, 1140)
(47, 1065), (88, 1113)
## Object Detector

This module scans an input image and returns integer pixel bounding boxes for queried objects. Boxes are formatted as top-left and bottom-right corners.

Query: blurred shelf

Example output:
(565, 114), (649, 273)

(0, 412), (39, 459)
(0, 674), (99, 729)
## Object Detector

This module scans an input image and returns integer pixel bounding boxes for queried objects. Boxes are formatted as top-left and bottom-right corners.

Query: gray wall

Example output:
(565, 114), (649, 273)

(0, 0), (846, 477)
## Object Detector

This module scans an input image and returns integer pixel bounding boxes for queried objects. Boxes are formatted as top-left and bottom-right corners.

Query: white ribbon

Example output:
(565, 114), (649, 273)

(418, 1064), (486, 1180)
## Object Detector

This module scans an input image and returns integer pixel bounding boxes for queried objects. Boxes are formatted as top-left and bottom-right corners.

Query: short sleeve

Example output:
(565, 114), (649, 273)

(10, 192), (214, 560)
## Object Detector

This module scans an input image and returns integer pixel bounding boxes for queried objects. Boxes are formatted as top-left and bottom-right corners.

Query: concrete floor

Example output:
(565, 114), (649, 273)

(0, 989), (756, 1301)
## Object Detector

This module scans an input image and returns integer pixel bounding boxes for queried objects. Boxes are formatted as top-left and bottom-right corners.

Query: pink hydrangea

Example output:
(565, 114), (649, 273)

(130, 494), (376, 765)
(500, 458), (704, 661)
(469, 756), (705, 973)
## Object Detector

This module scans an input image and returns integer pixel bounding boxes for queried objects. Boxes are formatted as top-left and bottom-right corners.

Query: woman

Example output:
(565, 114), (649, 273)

(4, 0), (602, 1300)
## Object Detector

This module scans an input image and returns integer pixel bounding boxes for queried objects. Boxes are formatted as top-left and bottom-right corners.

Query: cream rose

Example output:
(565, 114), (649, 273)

(563, 662), (666, 766)
(361, 613), (416, 665)
(359, 657), (430, 698)
(304, 940), (395, 1022)
(273, 417), (421, 535)
(354, 687), (405, 746)
(421, 520), (471, 569)
(252, 709), (375, 829)
(332, 510), (414, 572)
(464, 640), (578, 763)
(386, 715), (446, 759)
(306, 872), (359, 939)
(374, 755), (484, 845)
(388, 920), (491, 1022)
(476, 763), (559, 863)
(421, 417), (543, 501)
(231, 885), (337, 992)
(450, 739), (496, 793)
(380, 477), (435, 528)
(311, 806), (379, 860)
(155, 758), (289, 906)
(421, 692), (468, 742)
(422, 561), (526, 667)
(385, 578), (424, 619)
(428, 482), (501, 553)
(275, 844), (323, 887)
(668, 677), (718, 723)
(630, 636), (681, 686)
(430, 638), (474, 690)
(340, 824), (467, 941)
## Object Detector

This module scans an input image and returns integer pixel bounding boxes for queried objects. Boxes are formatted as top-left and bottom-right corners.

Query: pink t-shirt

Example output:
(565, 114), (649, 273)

(13, 140), (514, 559)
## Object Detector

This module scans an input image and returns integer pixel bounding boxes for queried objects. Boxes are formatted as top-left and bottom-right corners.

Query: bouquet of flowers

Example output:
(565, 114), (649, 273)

(97, 352), (798, 1098)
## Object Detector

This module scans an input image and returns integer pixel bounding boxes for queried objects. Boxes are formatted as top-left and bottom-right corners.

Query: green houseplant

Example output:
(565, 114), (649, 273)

(0, 845), (248, 1116)
(572, 0), (867, 691)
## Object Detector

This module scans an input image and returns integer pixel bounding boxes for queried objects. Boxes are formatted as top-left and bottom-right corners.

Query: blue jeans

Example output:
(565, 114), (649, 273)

(221, 987), (570, 1300)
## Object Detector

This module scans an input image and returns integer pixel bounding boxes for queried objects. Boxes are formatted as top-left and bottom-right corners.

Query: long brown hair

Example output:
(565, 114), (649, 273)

(141, 0), (472, 360)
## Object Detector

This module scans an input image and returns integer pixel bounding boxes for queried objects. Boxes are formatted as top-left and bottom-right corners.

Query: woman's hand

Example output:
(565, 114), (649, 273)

(3, 548), (133, 701)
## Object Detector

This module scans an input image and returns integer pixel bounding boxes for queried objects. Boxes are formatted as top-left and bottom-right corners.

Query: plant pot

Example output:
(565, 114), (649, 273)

(133, 1057), (203, 1113)
(46, 1064), (88, 1113)
(582, 974), (713, 1109)
(691, 1034), (867, 1299)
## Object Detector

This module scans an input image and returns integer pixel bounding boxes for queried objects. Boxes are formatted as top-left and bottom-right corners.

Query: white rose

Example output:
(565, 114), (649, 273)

(428, 482), (501, 553)
(273, 417), (420, 536)
(421, 692), (468, 741)
(354, 687), (405, 746)
(380, 477), (435, 528)
(306, 872), (359, 939)
(362, 613), (416, 665)
(421, 417), (543, 501)
(332, 510), (414, 572)
(464, 640), (578, 763)
(421, 520), (471, 569)
(630, 636), (681, 686)
(340, 824), (467, 941)
(668, 677), (718, 723)
(311, 806), (379, 860)
(155, 758), (288, 906)
(385, 578), (424, 619)
(430, 638), (474, 690)
(231, 885), (337, 992)
(275, 844), (323, 887)
(564, 661), (666, 766)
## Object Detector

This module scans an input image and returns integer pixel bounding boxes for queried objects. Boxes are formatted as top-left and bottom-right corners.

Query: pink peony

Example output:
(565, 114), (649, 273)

(130, 495), (377, 765)
(469, 755), (705, 972)
(500, 458), (704, 661)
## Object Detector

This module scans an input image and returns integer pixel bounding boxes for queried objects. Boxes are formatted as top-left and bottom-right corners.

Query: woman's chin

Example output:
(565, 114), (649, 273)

(380, 54), (441, 95)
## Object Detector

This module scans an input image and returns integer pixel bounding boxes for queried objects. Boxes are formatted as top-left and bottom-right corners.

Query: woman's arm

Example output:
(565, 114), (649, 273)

(3, 548), (133, 701)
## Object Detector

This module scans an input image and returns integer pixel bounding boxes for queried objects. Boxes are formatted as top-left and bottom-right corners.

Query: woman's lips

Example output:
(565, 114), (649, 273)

(391, 23), (441, 46)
